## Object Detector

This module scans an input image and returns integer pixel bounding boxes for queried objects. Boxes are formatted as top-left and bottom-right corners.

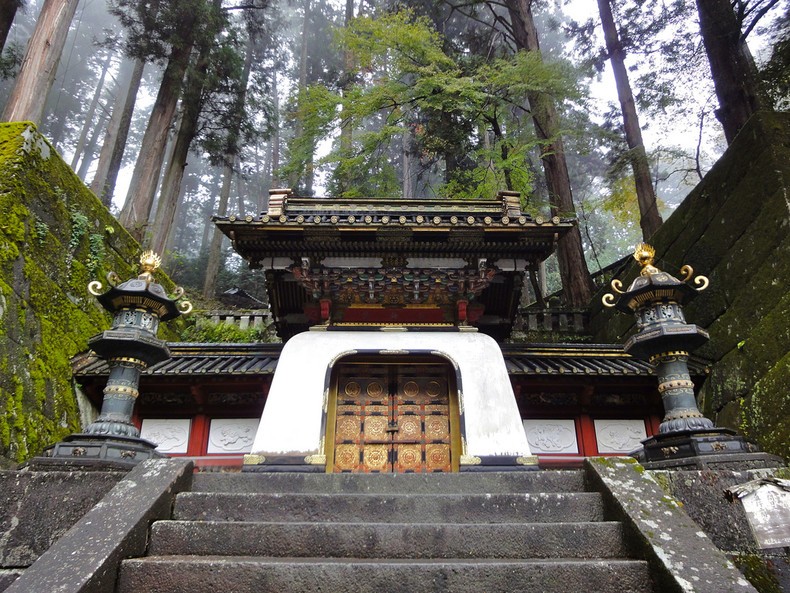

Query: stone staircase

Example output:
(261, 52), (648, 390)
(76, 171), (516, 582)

(116, 471), (654, 593)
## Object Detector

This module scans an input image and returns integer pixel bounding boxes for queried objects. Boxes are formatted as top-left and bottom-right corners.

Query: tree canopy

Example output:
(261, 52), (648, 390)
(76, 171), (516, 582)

(0, 0), (785, 305)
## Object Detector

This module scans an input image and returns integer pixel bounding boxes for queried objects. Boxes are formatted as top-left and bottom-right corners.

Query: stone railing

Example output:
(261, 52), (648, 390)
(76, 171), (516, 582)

(205, 310), (272, 330)
(518, 309), (589, 334)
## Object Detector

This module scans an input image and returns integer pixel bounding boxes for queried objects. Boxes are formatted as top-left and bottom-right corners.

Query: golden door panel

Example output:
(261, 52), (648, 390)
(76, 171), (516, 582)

(395, 444), (422, 472)
(335, 416), (361, 442)
(363, 444), (390, 472)
(363, 416), (389, 443)
(335, 444), (360, 472)
(395, 415), (422, 443)
(425, 444), (451, 471)
(425, 416), (450, 441)
(332, 362), (454, 473)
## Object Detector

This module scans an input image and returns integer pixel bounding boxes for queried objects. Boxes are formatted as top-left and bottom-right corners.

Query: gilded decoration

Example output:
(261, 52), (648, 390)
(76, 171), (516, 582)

(403, 381), (420, 398)
(397, 444), (421, 471)
(332, 363), (454, 473)
(603, 243), (709, 309)
(290, 264), (498, 307)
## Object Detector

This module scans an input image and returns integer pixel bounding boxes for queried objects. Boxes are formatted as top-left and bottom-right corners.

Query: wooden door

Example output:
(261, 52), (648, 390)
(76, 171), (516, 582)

(331, 361), (454, 473)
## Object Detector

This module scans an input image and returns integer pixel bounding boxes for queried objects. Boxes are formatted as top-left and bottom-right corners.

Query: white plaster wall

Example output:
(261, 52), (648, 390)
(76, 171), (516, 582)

(250, 331), (531, 458)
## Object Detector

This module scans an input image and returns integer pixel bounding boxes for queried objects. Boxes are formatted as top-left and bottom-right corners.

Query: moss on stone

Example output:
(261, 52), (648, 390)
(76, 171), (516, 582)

(0, 122), (183, 466)
(733, 553), (782, 593)
(741, 352), (790, 459)
(591, 112), (790, 462)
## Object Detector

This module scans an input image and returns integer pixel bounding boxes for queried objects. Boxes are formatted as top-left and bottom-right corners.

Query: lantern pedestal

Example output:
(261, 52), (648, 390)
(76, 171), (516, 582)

(635, 430), (780, 470)
(28, 434), (163, 471)
(604, 244), (782, 471)
(28, 252), (191, 471)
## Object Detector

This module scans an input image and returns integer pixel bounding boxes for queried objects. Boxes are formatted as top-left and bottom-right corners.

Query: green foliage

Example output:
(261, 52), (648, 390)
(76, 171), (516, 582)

(0, 41), (23, 80)
(601, 176), (641, 227)
(86, 233), (106, 277)
(0, 122), (183, 466)
(69, 207), (90, 252)
(759, 5), (790, 110)
(109, 0), (222, 64)
(33, 217), (49, 245)
(282, 7), (582, 199)
(439, 140), (534, 201)
(180, 316), (274, 344)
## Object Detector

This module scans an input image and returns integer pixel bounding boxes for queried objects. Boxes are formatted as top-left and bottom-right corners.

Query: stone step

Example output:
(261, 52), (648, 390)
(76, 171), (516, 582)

(149, 520), (631, 559)
(191, 470), (587, 494)
(174, 491), (606, 523)
(0, 569), (23, 593)
(117, 556), (653, 593)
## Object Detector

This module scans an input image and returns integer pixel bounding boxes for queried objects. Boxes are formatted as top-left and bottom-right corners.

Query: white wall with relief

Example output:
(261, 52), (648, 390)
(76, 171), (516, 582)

(208, 418), (260, 454)
(140, 418), (191, 454)
(594, 419), (646, 453)
(522, 419), (578, 454)
(251, 331), (532, 459)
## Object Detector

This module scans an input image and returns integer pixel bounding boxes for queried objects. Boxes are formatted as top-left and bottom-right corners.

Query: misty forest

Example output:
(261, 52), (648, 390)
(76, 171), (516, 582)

(0, 0), (787, 309)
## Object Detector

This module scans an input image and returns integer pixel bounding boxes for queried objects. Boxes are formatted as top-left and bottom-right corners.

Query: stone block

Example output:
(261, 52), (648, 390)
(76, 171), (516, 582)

(3, 458), (192, 593)
(586, 457), (758, 593)
(0, 470), (123, 567)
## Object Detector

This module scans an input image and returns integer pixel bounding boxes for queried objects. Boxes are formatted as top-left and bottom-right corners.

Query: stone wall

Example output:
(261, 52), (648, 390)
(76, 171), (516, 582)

(650, 468), (790, 593)
(0, 469), (124, 590)
(590, 112), (790, 461)
(0, 122), (180, 468)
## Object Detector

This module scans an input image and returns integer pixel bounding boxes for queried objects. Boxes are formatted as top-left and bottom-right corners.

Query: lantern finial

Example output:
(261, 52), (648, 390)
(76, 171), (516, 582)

(633, 243), (659, 276)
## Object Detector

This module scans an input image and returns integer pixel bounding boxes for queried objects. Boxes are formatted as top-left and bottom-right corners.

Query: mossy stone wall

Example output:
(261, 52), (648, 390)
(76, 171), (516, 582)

(0, 122), (180, 468)
(590, 111), (790, 461)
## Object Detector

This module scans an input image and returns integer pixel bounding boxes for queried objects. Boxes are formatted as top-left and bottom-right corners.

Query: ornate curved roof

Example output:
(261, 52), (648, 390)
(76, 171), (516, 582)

(212, 191), (575, 341)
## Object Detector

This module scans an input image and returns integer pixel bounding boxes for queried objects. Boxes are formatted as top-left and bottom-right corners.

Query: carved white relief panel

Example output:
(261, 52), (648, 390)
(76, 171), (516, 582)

(208, 418), (260, 454)
(594, 419), (647, 454)
(140, 418), (191, 453)
(522, 419), (578, 454)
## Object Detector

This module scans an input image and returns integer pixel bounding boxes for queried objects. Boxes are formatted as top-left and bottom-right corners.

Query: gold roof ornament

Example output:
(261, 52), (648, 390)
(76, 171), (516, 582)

(633, 243), (660, 276)
(139, 250), (162, 283)
(602, 243), (709, 309)
(87, 250), (192, 318)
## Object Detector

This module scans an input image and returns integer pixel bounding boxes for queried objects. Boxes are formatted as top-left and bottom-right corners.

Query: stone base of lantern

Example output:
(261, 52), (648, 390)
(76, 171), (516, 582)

(632, 429), (783, 470)
(26, 433), (163, 471)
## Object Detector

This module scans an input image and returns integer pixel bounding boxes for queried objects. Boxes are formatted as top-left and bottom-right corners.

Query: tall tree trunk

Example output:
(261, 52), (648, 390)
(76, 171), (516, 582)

(270, 70), (280, 187)
(235, 158), (246, 214)
(90, 57), (145, 208)
(0, 0), (22, 52)
(337, 0), (355, 195)
(289, 0), (313, 194)
(163, 166), (199, 264)
(71, 51), (112, 170)
(504, 0), (592, 308)
(401, 114), (416, 198)
(202, 165), (232, 299)
(147, 108), (192, 255)
(202, 28), (255, 299)
(696, 0), (766, 143)
(199, 182), (218, 255)
(489, 115), (514, 191)
(597, 0), (662, 240)
(76, 108), (108, 179)
(2, 0), (80, 124)
(118, 36), (194, 240)
(147, 22), (219, 256)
